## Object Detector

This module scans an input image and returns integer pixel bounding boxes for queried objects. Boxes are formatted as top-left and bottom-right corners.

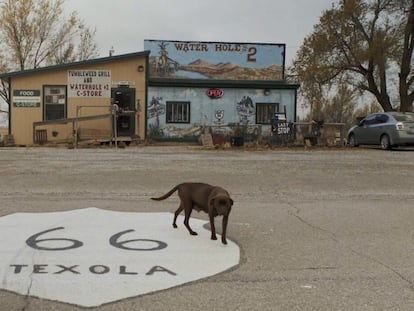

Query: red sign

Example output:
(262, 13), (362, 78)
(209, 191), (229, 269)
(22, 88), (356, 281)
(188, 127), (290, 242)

(206, 88), (224, 99)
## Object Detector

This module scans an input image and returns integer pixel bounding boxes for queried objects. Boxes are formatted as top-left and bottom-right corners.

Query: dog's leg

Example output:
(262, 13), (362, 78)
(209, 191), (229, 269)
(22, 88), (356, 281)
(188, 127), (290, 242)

(183, 206), (198, 236)
(221, 215), (229, 245)
(209, 214), (217, 241)
(173, 204), (184, 229)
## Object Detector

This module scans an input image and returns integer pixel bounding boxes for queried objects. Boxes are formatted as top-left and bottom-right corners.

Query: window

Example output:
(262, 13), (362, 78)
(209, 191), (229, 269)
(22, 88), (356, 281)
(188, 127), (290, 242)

(393, 113), (414, 122)
(166, 101), (190, 123)
(256, 103), (279, 124)
(362, 114), (389, 127)
(362, 115), (377, 126)
(375, 114), (389, 124)
(44, 86), (66, 120)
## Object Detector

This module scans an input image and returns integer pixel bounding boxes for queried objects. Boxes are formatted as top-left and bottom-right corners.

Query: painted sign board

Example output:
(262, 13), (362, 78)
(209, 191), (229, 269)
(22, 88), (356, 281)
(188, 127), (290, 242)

(144, 39), (285, 80)
(206, 88), (224, 99)
(67, 70), (111, 98)
(272, 112), (290, 135)
(0, 208), (240, 307)
(13, 90), (40, 107)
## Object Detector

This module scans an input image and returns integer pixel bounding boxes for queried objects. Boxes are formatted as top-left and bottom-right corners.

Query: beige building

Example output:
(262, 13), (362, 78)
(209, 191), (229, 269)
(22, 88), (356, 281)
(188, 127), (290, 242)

(0, 51), (149, 146)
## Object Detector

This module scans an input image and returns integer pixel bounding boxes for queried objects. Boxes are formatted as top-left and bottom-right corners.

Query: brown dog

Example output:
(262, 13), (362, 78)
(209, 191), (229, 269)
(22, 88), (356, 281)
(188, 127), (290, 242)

(151, 182), (233, 244)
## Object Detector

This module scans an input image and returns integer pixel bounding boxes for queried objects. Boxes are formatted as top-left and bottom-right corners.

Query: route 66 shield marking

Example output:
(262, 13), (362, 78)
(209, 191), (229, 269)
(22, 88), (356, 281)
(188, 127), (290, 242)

(0, 208), (240, 307)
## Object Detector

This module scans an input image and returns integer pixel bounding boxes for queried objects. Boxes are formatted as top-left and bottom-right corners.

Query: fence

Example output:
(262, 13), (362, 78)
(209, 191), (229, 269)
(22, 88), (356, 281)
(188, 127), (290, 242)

(33, 113), (113, 146)
(32, 118), (346, 147)
(292, 122), (346, 147)
(32, 104), (140, 147)
(205, 122), (346, 147)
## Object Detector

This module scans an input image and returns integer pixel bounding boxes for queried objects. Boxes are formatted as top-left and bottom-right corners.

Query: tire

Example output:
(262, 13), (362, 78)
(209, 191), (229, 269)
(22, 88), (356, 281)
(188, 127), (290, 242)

(348, 134), (358, 147)
(380, 134), (392, 150)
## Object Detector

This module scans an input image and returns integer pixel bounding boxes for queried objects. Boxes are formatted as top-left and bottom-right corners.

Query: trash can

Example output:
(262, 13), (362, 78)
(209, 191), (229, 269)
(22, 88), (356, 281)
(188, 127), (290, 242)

(231, 136), (244, 147)
(212, 134), (226, 145)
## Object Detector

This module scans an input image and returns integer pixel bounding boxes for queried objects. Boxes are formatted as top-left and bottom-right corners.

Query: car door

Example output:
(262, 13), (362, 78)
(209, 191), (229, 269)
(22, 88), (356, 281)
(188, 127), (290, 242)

(357, 115), (376, 144)
(370, 114), (389, 144)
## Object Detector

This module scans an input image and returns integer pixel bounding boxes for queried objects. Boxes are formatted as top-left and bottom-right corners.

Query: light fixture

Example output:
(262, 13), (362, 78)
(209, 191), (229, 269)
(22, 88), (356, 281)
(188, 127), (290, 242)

(264, 89), (270, 96)
(137, 65), (145, 72)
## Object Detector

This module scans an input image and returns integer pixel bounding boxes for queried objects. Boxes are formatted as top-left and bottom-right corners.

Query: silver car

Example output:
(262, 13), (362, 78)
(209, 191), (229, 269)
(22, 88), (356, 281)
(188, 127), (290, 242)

(348, 112), (414, 150)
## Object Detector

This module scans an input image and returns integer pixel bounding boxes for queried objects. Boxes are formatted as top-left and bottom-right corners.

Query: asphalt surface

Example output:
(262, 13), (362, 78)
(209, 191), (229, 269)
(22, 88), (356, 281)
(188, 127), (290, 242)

(1, 145), (414, 310)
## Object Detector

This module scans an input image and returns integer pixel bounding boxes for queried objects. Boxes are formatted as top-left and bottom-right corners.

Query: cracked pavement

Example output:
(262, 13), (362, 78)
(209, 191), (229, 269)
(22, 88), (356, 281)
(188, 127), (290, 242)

(1, 146), (414, 310)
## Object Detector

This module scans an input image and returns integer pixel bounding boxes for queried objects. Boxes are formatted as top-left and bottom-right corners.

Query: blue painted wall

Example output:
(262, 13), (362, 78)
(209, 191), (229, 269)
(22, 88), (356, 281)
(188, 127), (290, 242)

(147, 86), (296, 140)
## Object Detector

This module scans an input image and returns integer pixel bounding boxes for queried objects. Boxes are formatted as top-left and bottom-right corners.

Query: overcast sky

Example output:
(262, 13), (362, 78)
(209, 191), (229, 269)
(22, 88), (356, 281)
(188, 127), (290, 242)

(64, 0), (331, 66)
(0, 0), (332, 123)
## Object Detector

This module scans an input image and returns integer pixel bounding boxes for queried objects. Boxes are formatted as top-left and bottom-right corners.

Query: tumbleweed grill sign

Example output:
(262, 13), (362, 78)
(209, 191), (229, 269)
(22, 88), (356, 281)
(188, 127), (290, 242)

(67, 70), (111, 98)
(0, 208), (240, 307)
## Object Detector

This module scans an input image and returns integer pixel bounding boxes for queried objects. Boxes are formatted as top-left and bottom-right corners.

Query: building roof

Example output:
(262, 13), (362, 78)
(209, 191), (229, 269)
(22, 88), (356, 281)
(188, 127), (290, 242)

(0, 50), (150, 79)
(149, 78), (300, 89)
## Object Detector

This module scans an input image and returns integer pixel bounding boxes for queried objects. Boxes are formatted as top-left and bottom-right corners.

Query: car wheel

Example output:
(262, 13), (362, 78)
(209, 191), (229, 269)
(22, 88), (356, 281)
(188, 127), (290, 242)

(348, 134), (358, 147)
(380, 134), (391, 150)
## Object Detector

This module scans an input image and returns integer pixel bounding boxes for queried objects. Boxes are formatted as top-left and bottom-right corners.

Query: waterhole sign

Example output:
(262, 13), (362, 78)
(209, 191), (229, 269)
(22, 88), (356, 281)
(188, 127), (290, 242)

(0, 208), (240, 307)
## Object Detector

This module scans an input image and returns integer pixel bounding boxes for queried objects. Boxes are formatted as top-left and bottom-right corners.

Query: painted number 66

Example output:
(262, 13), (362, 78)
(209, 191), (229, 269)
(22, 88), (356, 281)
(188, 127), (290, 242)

(26, 227), (167, 251)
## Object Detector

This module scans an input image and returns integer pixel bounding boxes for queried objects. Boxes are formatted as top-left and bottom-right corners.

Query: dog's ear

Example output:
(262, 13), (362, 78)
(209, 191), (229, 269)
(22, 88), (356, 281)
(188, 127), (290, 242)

(208, 196), (216, 208)
(215, 196), (234, 207)
(210, 196), (233, 208)
(209, 195), (227, 206)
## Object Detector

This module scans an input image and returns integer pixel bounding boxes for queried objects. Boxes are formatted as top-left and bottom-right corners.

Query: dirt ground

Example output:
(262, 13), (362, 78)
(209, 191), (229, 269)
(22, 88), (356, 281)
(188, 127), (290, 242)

(1, 145), (414, 310)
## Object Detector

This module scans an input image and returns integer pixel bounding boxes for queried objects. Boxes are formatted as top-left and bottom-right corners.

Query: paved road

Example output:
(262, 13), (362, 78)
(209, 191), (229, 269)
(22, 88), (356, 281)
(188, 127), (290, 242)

(1, 146), (414, 310)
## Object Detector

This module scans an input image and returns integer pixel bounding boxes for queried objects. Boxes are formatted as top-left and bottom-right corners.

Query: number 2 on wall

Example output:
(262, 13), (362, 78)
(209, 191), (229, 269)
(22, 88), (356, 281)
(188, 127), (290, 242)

(247, 47), (257, 62)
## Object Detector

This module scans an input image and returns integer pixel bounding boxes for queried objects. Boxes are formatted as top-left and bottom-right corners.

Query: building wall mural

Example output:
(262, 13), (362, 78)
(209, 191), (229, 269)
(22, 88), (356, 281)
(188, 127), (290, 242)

(144, 40), (285, 81)
(147, 87), (295, 140)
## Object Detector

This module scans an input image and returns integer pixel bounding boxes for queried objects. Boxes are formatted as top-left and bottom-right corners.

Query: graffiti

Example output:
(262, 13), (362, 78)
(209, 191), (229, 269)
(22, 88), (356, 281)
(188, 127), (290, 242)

(164, 125), (202, 138)
(148, 97), (165, 138)
(236, 96), (254, 124)
(148, 96), (165, 119)
(214, 110), (225, 125)
(156, 42), (168, 74)
(151, 42), (180, 75)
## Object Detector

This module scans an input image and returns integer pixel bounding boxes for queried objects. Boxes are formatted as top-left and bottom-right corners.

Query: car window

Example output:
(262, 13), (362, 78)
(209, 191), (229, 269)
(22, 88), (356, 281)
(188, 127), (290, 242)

(375, 114), (389, 124)
(393, 113), (414, 122)
(362, 115), (377, 125)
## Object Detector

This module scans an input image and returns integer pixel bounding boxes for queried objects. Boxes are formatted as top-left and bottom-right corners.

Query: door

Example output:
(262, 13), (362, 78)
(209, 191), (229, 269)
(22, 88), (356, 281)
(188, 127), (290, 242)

(111, 88), (136, 136)
(370, 114), (389, 144)
(357, 114), (376, 144)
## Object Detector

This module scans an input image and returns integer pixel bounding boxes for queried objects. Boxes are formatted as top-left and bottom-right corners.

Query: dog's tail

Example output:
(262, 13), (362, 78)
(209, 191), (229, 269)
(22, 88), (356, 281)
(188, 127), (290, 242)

(151, 185), (180, 201)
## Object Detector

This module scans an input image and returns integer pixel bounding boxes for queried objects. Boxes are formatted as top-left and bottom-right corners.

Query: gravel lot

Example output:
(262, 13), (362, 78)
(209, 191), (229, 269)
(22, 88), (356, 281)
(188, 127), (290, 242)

(1, 145), (414, 310)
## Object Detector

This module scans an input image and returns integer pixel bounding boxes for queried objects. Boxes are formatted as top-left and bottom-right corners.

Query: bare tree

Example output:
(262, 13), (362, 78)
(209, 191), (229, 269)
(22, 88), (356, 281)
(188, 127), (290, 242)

(0, 0), (98, 70)
(0, 0), (99, 105)
(291, 0), (413, 112)
(47, 20), (98, 65)
(399, 0), (414, 111)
